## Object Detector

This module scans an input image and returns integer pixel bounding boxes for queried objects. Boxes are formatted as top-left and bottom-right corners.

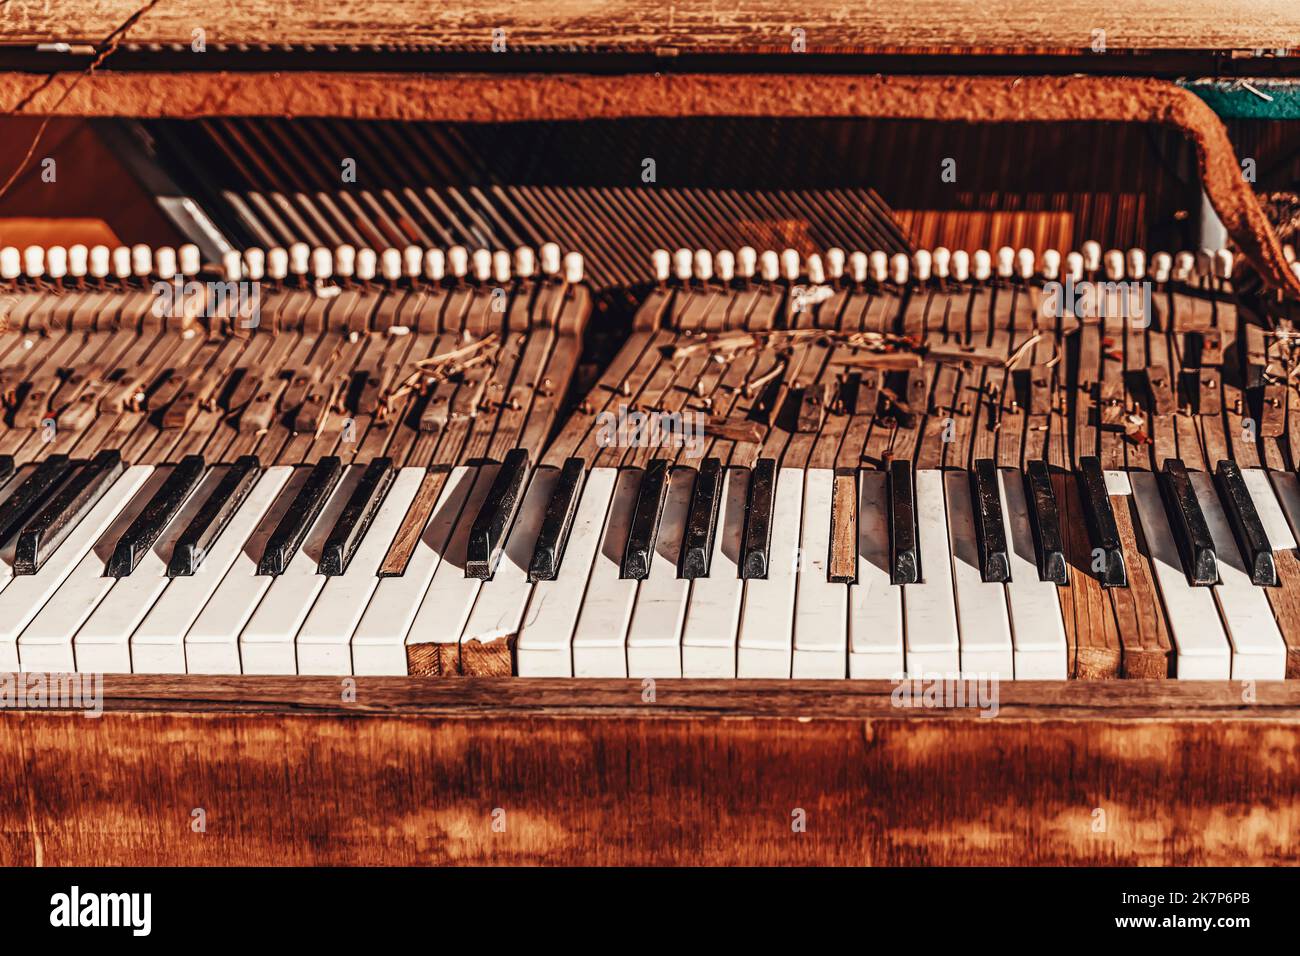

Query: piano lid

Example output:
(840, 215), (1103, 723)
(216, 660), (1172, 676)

(3, 0), (1299, 60)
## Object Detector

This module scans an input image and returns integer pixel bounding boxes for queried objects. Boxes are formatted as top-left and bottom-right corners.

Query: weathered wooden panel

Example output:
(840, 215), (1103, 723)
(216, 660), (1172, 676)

(1, 677), (1297, 865)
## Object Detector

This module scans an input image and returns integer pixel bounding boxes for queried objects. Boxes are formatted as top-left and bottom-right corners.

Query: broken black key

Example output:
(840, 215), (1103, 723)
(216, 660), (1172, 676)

(466, 447), (530, 579)
(106, 454), (206, 577)
(1158, 458), (1217, 586)
(15, 449), (125, 575)
(319, 457), (395, 575)
(257, 456), (342, 575)
(1214, 459), (1276, 586)
(970, 458), (1010, 583)
(528, 458), (584, 582)
(1076, 456), (1127, 587)
(740, 458), (777, 580)
(887, 459), (919, 585)
(168, 455), (261, 576)
(1023, 460), (1067, 585)
(681, 457), (723, 579)
(0, 454), (74, 548)
(622, 458), (671, 580)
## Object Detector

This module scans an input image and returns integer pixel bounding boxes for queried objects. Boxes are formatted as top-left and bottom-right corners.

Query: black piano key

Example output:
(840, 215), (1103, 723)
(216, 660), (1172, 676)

(1214, 459), (1276, 586)
(15, 449), (125, 575)
(319, 457), (396, 576)
(257, 456), (343, 575)
(680, 457), (723, 579)
(0, 455), (14, 485)
(741, 458), (777, 580)
(1076, 456), (1127, 587)
(622, 458), (671, 580)
(168, 455), (261, 576)
(1158, 458), (1218, 586)
(528, 458), (584, 582)
(0, 454), (74, 547)
(887, 459), (919, 585)
(466, 448), (530, 579)
(971, 458), (1010, 583)
(105, 454), (206, 577)
(1024, 460), (1068, 585)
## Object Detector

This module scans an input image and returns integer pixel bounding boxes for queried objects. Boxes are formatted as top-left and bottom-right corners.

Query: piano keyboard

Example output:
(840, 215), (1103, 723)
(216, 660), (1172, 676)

(2, 240), (1300, 679)
(0, 441), (1296, 680)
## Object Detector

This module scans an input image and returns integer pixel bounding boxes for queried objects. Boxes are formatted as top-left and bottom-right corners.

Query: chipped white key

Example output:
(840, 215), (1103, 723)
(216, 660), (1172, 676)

(1130, 472), (1230, 678)
(351, 466), (475, 676)
(0, 465), (152, 671)
(572, 469), (641, 677)
(133, 465), (290, 674)
(185, 467), (310, 675)
(406, 464), (497, 673)
(296, 467), (424, 675)
(18, 466), (162, 672)
(681, 467), (747, 678)
(998, 469), (1068, 679)
(792, 468), (847, 678)
(1189, 471), (1285, 679)
(904, 469), (959, 676)
(518, 467), (617, 677)
(626, 466), (693, 678)
(944, 470), (1012, 678)
(737, 466), (802, 678)
(848, 472), (904, 678)
(459, 467), (556, 660)
(240, 465), (361, 674)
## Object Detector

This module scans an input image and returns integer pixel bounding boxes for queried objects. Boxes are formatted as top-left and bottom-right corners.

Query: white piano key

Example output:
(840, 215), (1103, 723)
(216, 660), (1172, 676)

(626, 467), (694, 678)
(903, 469), (960, 676)
(351, 466), (476, 676)
(458, 467), (556, 656)
(133, 465), (291, 674)
(737, 466), (803, 678)
(1254, 470), (1299, 550)
(572, 469), (641, 677)
(1103, 470), (1132, 496)
(405, 464), (498, 670)
(848, 472), (904, 678)
(240, 464), (363, 675)
(295, 467), (424, 675)
(1188, 471), (1286, 679)
(17, 466), (163, 672)
(998, 469), (1068, 679)
(0, 465), (153, 671)
(185, 467), (311, 674)
(75, 465), (225, 673)
(681, 467), (748, 678)
(518, 467), (617, 677)
(792, 468), (847, 678)
(1130, 472), (1231, 679)
(944, 470), (1013, 678)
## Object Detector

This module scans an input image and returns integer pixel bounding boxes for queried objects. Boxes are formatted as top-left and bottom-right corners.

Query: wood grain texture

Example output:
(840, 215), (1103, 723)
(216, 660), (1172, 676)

(3, 1), (1297, 53)
(1, 678), (1298, 866)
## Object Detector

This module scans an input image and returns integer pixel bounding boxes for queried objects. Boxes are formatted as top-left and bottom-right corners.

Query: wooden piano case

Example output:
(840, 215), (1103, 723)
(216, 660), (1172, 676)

(4, 1), (1300, 866)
